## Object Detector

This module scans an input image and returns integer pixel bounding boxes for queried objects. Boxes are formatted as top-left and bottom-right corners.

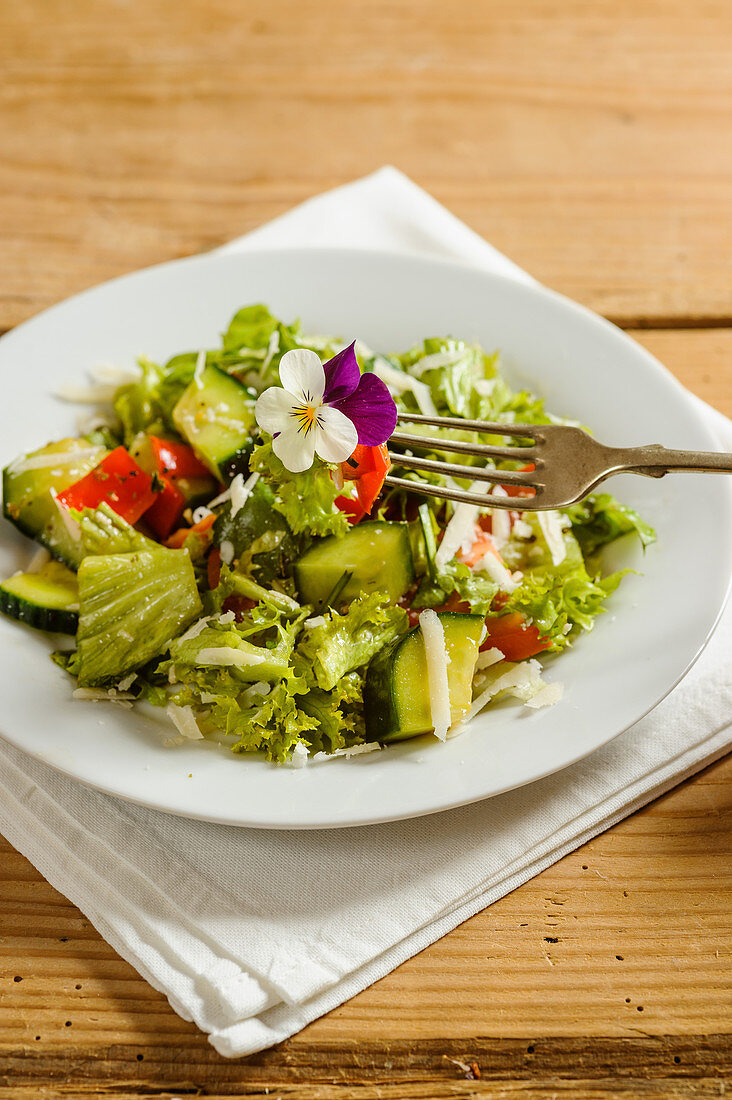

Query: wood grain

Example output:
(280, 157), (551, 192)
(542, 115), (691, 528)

(2, 0), (732, 329)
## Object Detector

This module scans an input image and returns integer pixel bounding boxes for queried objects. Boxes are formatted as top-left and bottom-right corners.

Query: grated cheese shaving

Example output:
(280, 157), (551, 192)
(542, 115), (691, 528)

(475, 647), (504, 670)
(196, 646), (266, 668)
(370, 358), (438, 417)
(489, 486), (511, 549)
(193, 348), (206, 389)
(166, 703), (204, 740)
(473, 546), (521, 592)
(419, 609), (451, 741)
(26, 546), (51, 573)
(290, 742), (309, 768)
(219, 539), (235, 565)
(230, 471), (259, 519)
(538, 510), (567, 566)
(524, 682), (564, 709)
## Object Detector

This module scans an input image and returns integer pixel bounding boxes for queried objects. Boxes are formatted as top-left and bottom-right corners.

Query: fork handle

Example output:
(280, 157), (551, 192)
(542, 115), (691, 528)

(608, 444), (732, 479)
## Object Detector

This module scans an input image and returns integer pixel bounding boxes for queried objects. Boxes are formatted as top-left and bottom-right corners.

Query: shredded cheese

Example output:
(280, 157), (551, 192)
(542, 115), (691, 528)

(419, 609), (451, 741)
(538, 510), (567, 566)
(230, 471), (259, 519)
(524, 682), (564, 709)
(290, 742), (309, 769)
(49, 489), (82, 542)
(219, 539), (235, 565)
(370, 358), (438, 417)
(435, 480), (492, 571)
(26, 546), (51, 573)
(55, 383), (119, 404)
(166, 703), (204, 740)
(473, 547), (521, 592)
(475, 647), (504, 670)
(489, 486), (511, 550)
(193, 348), (206, 389)
(176, 616), (212, 644)
(196, 646), (266, 668)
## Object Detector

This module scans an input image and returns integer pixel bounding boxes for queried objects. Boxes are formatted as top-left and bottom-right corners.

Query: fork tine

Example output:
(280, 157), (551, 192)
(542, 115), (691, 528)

(388, 451), (539, 487)
(383, 475), (540, 510)
(397, 412), (542, 440)
(390, 431), (533, 462)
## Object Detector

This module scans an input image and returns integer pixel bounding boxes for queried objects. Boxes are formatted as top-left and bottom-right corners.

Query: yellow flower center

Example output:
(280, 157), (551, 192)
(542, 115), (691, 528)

(293, 403), (319, 435)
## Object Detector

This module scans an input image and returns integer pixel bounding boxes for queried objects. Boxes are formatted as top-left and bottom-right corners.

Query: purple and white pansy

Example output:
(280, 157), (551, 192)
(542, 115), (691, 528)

(254, 342), (398, 473)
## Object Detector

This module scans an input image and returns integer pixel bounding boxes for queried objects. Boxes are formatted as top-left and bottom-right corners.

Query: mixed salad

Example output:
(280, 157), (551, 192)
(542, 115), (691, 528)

(0, 305), (655, 764)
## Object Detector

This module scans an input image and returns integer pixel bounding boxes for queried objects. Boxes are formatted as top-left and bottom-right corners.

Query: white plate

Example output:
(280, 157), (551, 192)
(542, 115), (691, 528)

(0, 248), (730, 828)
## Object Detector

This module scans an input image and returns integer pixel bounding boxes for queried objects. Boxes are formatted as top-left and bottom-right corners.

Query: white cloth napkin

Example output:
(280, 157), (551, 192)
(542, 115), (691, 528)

(0, 167), (730, 1058)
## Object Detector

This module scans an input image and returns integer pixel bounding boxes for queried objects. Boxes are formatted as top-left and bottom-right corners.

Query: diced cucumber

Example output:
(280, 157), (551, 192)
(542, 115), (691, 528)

(0, 560), (79, 634)
(75, 548), (202, 685)
(2, 439), (107, 568)
(294, 522), (414, 606)
(213, 480), (299, 583)
(172, 365), (256, 479)
(363, 612), (484, 742)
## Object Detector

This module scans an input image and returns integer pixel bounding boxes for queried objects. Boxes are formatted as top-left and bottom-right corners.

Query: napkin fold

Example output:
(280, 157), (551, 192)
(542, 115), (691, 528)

(0, 168), (730, 1057)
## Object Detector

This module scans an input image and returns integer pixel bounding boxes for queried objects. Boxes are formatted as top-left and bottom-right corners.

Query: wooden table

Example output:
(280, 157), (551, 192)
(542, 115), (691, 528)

(1, 2), (730, 1095)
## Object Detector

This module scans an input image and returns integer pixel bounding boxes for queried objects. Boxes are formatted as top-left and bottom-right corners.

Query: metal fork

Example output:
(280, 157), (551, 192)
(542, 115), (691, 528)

(385, 413), (732, 511)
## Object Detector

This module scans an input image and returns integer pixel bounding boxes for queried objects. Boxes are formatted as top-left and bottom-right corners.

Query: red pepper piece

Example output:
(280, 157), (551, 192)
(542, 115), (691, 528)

(144, 476), (186, 539)
(57, 447), (156, 525)
(148, 436), (212, 479)
(336, 443), (391, 523)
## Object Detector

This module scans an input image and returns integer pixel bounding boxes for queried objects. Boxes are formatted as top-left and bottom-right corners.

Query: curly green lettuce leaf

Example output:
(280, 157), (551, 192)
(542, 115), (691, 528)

(503, 525), (624, 650)
(298, 671), (366, 754)
(296, 592), (407, 691)
(413, 560), (499, 617)
(113, 357), (168, 446)
(249, 440), (349, 539)
(565, 493), (657, 557)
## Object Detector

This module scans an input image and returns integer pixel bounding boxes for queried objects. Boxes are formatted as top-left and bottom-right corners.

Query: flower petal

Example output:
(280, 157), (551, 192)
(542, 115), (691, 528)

(279, 348), (325, 405)
(322, 341), (360, 404)
(255, 386), (301, 436)
(271, 421), (317, 473)
(331, 372), (398, 446)
(313, 405), (359, 464)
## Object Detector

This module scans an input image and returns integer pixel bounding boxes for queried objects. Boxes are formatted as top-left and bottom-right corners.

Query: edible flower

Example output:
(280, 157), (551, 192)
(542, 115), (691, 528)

(255, 343), (397, 473)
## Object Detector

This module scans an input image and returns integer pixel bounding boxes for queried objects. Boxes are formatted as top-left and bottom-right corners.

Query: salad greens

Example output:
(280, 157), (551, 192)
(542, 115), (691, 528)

(0, 304), (656, 763)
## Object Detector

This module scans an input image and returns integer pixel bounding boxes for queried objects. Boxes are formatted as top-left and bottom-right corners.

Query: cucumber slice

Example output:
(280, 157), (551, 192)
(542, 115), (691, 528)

(75, 548), (202, 685)
(2, 439), (107, 568)
(0, 561), (79, 634)
(172, 365), (256, 479)
(363, 612), (484, 742)
(294, 522), (414, 606)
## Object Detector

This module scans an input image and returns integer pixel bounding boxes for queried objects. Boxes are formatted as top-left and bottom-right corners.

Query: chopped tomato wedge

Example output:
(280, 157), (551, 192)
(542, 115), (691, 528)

(56, 447), (156, 525)
(335, 444), (391, 524)
(481, 611), (551, 661)
(165, 511), (217, 549)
